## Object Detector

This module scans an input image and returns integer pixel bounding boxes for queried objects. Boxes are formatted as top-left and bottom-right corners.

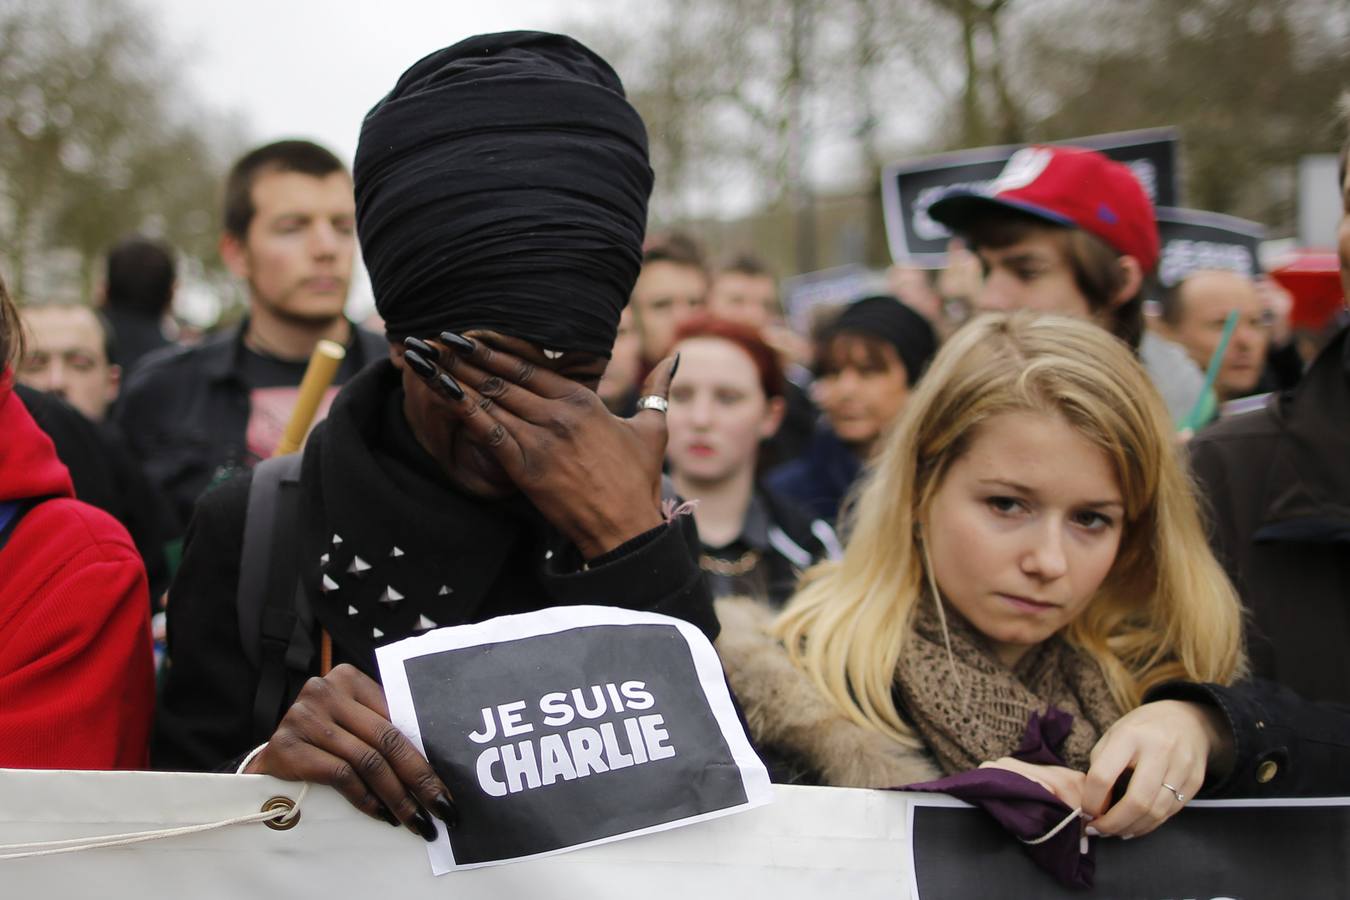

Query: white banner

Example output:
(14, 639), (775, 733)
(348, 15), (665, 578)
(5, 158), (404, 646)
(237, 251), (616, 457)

(0, 771), (908, 897)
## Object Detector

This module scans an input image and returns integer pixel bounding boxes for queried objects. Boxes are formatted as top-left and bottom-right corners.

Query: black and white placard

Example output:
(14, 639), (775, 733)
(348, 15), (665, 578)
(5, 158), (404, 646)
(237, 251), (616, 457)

(882, 127), (1180, 267)
(376, 605), (772, 873)
(1155, 207), (1264, 289)
(906, 795), (1350, 898)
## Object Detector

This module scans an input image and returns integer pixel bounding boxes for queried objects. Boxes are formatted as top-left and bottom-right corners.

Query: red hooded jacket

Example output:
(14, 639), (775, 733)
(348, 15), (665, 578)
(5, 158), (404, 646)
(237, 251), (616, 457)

(0, 376), (153, 768)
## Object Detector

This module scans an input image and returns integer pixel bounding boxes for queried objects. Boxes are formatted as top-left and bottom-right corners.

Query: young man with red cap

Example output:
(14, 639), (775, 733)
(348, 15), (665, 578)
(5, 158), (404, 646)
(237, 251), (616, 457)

(929, 145), (1206, 425)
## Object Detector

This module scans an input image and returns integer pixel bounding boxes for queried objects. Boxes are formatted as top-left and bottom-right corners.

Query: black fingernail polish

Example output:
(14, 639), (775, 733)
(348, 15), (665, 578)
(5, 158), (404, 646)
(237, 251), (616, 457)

(439, 331), (475, 353)
(409, 805), (439, 842)
(405, 349), (436, 380)
(436, 372), (465, 401)
(431, 793), (459, 829)
(404, 336), (436, 358)
(378, 805), (400, 827)
(671, 352), (681, 379)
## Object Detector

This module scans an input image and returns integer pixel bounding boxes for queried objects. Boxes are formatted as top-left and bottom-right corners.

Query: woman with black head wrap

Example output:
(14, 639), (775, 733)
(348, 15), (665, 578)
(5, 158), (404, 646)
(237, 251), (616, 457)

(152, 32), (716, 839)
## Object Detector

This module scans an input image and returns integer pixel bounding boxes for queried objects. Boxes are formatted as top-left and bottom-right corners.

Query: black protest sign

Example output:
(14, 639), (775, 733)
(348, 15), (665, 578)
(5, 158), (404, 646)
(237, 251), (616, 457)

(882, 127), (1180, 266)
(908, 797), (1350, 898)
(377, 606), (771, 872)
(1156, 207), (1264, 289)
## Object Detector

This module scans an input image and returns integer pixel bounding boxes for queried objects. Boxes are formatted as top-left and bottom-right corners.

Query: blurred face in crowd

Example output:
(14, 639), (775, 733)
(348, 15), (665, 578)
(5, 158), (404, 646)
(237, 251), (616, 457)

(815, 333), (909, 456)
(707, 271), (779, 331)
(975, 226), (1096, 320)
(1166, 270), (1269, 400)
(17, 305), (120, 421)
(630, 260), (708, 363)
(923, 410), (1125, 668)
(597, 306), (641, 410)
(221, 169), (355, 327)
(666, 336), (783, 486)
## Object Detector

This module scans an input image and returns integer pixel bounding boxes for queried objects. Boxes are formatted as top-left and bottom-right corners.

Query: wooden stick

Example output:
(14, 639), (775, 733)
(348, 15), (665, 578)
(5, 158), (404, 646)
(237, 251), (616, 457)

(273, 339), (346, 456)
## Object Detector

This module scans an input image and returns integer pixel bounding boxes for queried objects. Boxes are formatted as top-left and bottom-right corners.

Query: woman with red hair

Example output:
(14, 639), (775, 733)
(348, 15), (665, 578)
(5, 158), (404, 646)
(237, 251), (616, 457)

(666, 315), (840, 608)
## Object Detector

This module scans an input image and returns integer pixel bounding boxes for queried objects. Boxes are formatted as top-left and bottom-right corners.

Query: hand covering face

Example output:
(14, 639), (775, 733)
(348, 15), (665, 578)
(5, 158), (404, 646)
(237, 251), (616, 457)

(355, 31), (653, 357)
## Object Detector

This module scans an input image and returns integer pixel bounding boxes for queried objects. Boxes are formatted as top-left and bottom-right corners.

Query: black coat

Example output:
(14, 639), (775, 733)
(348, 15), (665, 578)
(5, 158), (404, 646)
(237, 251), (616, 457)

(1188, 324), (1350, 703)
(152, 360), (717, 772)
(115, 321), (387, 533)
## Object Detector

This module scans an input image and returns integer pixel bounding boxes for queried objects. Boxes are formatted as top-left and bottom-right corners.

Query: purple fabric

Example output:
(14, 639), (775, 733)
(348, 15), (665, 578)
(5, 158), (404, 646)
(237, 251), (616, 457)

(901, 708), (1095, 889)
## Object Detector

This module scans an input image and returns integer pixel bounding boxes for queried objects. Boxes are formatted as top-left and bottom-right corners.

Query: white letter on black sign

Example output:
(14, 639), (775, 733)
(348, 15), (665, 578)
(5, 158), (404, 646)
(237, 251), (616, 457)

(640, 714), (676, 761)
(573, 686), (607, 720)
(620, 680), (654, 710)
(501, 740), (542, 793)
(624, 717), (649, 764)
(500, 700), (533, 738)
(598, 721), (635, 769)
(539, 733), (578, 785)
(539, 691), (574, 727)
(469, 706), (497, 744)
(568, 727), (610, 776)
(477, 747), (507, 797)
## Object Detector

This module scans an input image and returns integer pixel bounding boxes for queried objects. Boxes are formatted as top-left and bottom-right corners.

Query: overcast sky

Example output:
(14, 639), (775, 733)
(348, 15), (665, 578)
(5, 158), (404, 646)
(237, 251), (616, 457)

(137, 0), (607, 320)
(141, 0), (600, 166)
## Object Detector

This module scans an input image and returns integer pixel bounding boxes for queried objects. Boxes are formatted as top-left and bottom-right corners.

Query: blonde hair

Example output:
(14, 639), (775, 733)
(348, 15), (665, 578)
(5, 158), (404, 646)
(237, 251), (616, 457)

(774, 312), (1245, 745)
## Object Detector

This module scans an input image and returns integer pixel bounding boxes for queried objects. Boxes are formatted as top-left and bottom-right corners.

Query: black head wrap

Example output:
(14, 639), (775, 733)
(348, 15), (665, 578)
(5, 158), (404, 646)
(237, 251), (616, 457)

(355, 32), (652, 356)
(825, 294), (938, 385)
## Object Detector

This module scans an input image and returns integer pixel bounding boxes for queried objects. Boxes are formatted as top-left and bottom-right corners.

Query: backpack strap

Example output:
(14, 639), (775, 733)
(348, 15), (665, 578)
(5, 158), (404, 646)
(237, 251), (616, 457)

(237, 454), (315, 744)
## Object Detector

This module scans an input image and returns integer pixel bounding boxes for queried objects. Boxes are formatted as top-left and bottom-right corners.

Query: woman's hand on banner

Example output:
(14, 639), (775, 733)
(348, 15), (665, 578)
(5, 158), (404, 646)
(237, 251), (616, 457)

(244, 664), (458, 840)
(423, 332), (670, 559)
(1081, 699), (1228, 839)
(979, 758), (1086, 810)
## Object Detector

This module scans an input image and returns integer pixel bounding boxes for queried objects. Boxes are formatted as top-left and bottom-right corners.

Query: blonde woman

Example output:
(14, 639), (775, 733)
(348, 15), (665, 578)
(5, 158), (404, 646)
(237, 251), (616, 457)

(719, 312), (1246, 840)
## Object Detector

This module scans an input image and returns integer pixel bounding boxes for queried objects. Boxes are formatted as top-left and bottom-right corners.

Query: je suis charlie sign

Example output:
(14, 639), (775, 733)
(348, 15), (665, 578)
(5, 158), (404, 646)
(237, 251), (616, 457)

(376, 606), (771, 873)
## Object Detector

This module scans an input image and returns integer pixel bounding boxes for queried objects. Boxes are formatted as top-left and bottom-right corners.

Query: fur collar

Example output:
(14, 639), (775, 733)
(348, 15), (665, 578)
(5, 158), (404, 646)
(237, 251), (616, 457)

(715, 597), (941, 788)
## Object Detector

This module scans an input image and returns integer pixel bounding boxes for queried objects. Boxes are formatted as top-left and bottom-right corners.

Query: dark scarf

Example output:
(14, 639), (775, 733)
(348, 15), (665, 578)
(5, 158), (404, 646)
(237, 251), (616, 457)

(298, 360), (563, 674)
(894, 602), (1123, 774)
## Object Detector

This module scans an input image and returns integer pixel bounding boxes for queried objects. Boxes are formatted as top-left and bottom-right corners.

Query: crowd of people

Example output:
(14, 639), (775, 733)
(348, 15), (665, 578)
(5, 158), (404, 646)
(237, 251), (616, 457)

(2, 28), (1350, 863)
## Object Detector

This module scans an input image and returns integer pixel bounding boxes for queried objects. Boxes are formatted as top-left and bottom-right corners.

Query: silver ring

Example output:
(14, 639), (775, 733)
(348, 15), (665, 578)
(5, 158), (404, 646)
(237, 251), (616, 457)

(1162, 782), (1186, 803)
(636, 395), (669, 413)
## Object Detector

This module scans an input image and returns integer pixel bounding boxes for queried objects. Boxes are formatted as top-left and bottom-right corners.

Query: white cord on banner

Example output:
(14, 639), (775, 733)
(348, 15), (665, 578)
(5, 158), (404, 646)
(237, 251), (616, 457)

(0, 783), (309, 861)
(1018, 806), (1084, 847)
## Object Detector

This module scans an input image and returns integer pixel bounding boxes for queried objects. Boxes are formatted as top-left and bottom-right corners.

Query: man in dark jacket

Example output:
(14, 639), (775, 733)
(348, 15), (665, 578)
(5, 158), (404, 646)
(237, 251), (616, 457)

(116, 140), (382, 532)
(1187, 124), (1350, 704)
(153, 32), (716, 843)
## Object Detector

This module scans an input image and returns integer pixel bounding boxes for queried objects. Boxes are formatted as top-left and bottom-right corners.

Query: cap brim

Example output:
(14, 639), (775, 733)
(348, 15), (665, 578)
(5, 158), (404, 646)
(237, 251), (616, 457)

(927, 189), (1076, 235)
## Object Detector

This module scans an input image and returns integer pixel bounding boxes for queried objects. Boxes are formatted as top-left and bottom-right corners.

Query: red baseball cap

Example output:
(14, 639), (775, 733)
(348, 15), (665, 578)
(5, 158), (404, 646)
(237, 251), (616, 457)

(928, 145), (1161, 274)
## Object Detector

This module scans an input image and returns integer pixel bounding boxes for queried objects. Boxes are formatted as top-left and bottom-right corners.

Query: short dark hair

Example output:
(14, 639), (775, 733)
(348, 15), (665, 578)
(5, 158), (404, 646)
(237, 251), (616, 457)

(716, 252), (773, 280)
(0, 273), (23, 372)
(223, 140), (348, 240)
(963, 207), (1146, 349)
(643, 230), (708, 274)
(106, 235), (176, 316)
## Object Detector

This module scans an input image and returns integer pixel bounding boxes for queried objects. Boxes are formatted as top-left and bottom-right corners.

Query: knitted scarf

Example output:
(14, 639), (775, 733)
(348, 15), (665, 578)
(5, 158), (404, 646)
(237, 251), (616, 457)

(894, 601), (1123, 774)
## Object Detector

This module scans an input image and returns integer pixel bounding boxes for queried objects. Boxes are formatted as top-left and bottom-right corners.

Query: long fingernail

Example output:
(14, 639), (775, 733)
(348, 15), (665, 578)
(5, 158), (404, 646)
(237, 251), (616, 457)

(1121, 833), (1135, 841)
(1085, 826), (1100, 837)
(404, 336), (437, 358)
(436, 372), (465, 401)
(378, 805), (400, 827)
(409, 804), (439, 842)
(671, 352), (681, 379)
(431, 793), (459, 829)
(405, 349), (436, 380)
(439, 331), (475, 353)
